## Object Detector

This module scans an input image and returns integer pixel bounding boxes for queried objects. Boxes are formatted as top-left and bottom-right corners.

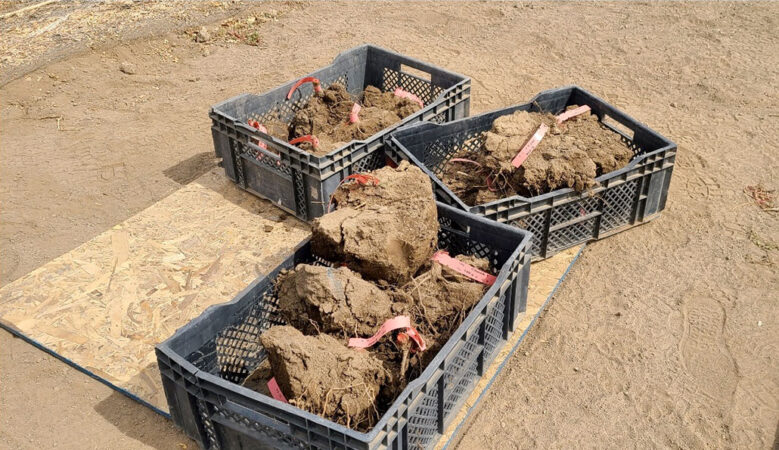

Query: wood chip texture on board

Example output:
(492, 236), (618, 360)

(0, 175), (308, 411)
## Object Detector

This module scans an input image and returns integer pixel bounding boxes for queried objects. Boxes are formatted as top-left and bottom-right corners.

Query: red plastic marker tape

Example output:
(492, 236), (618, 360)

(286, 76), (323, 100)
(267, 377), (288, 403)
(247, 119), (268, 150)
(349, 103), (361, 123)
(326, 173), (378, 213)
(511, 123), (549, 169)
(343, 173), (379, 186)
(485, 174), (497, 192)
(289, 135), (320, 149)
(401, 326), (426, 352)
(431, 250), (497, 286)
(349, 316), (420, 349)
(393, 87), (424, 108)
(556, 105), (591, 124)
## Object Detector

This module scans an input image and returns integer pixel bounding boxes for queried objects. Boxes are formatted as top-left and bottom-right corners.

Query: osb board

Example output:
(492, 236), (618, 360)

(436, 245), (584, 449)
(0, 169), (309, 413)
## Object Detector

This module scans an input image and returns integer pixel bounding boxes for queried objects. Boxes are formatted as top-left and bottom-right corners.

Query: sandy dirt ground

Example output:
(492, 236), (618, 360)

(1, 1), (777, 449)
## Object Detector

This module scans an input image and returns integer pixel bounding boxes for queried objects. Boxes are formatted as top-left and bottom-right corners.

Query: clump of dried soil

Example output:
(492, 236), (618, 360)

(277, 264), (407, 336)
(311, 161), (438, 284)
(260, 326), (389, 428)
(259, 119), (289, 142)
(440, 108), (634, 205)
(245, 162), (494, 431)
(288, 84), (421, 155)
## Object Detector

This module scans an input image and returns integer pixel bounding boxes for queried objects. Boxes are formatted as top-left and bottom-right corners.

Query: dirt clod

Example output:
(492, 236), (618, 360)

(119, 62), (136, 75)
(441, 108), (634, 205)
(194, 26), (210, 43)
(260, 326), (388, 428)
(311, 161), (438, 283)
(277, 264), (405, 336)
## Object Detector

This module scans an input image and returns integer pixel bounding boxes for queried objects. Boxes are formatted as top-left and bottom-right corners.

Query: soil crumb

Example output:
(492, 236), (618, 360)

(288, 83), (421, 155)
(277, 264), (406, 336)
(260, 325), (388, 429)
(311, 161), (438, 283)
(441, 108), (635, 205)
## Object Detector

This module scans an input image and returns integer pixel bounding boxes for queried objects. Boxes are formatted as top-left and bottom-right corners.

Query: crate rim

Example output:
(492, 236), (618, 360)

(209, 43), (471, 165)
(388, 84), (677, 212)
(156, 201), (532, 443)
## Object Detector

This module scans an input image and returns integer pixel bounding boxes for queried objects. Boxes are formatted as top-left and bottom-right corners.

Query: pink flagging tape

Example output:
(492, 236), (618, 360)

(267, 378), (288, 403)
(511, 123), (549, 169)
(349, 103), (361, 123)
(286, 76), (322, 100)
(556, 105), (591, 124)
(393, 87), (424, 108)
(343, 173), (379, 186)
(401, 327), (426, 352)
(289, 135), (320, 150)
(247, 120), (268, 150)
(349, 316), (411, 348)
(432, 251), (497, 286)
(326, 173), (379, 213)
(486, 174), (497, 192)
(348, 316), (427, 351)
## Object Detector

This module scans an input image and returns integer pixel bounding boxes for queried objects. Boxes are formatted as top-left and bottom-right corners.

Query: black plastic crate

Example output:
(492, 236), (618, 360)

(156, 203), (531, 449)
(386, 86), (676, 260)
(210, 44), (470, 221)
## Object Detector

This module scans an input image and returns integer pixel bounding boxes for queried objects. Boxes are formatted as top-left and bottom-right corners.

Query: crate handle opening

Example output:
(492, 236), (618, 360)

(400, 64), (431, 81)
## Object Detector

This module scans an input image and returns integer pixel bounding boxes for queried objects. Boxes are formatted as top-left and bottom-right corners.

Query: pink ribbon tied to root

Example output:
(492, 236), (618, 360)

(289, 135), (320, 150)
(267, 377), (288, 403)
(431, 250), (496, 285)
(393, 87), (424, 108)
(555, 105), (591, 125)
(348, 316), (426, 352)
(349, 103), (361, 123)
(247, 119), (268, 150)
(287, 76), (323, 100)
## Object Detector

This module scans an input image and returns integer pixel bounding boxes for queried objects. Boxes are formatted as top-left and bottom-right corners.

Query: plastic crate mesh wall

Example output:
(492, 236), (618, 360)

(482, 298), (507, 359)
(182, 219), (509, 449)
(352, 149), (388, 173)
(197, 399), (221, 449)
(407, 386), (439, 448)
(405, 276), (509, 449)
(442, 331), (481, 414)
(510, 179), (640, 256)
(600, 179), (639, 231)
(381, 67), (443, 105)
(193, 398), (308, 450)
